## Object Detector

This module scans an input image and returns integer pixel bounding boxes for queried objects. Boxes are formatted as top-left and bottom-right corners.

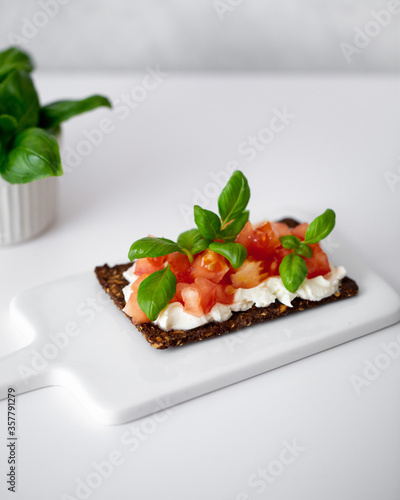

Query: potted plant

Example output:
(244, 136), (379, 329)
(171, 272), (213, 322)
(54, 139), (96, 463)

(0, 46), (111, 245)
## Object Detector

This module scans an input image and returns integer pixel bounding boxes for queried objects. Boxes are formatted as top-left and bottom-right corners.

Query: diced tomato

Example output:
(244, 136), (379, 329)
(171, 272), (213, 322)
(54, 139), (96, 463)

(231, 258), (267, 289)
(270, 222), (291, 237)
(122, 274), (150, 324)
(135, 256), (166, 275)
(236, 221), (280, 261)
(291, 223), (308, 240)
(267, 247), (292, 276)
(216, 284), (236, 305)
(235, 221), (253, 246)
(181, 277), (217, 317)
(167, 252), (192, 283)
(257, 221), (281, 246)
(169, 282), (190, 304)
(304, 244), (331, 279)
(190, 250), (229, 284)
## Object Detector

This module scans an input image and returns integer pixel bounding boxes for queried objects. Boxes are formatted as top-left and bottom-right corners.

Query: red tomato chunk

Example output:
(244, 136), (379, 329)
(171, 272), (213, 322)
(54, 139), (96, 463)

(135, 256), (167, 275)
(190, 250), (229, 283)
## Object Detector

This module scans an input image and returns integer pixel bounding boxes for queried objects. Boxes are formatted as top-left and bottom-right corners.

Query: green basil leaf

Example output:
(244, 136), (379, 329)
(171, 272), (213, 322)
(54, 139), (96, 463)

(220, 210), (249, 242)
(279, 252), (308, 293)
(304, 209), (336, 245)
(137, 265), (177, 321)
(0, 69), (39, 132)
(280, 234), (301, 250)
(0, 114), (18, 148)
(0, 128), (62, 184)
(0, 47), (34, 82)
(128, 237), (181, 261)
(191, 238), (211, 255)
(296, 243), (313, 258)
(39, 95), (112, 129)
(0, 141), (7, 173)
(208, 242), (247, 269)
(193, 205), (221, 239)
(177, 228), (210, 255)
(218, 170), (250, 225)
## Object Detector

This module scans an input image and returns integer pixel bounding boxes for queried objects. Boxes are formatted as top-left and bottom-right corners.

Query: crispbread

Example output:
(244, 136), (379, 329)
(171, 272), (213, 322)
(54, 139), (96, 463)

(94, 219), (359, 349)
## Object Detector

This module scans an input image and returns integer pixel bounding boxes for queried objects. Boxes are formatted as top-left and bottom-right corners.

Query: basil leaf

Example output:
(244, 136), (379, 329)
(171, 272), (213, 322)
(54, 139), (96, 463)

(279, 253), (308, 293)
(0, 47), (34, 82)
(296, 243), (313, 258)
(0, 128), (62, 184)
(304, 209), (336, 245)
(218, 170), (250, 225)
(128, 237), (181, 261)
(193, 205), (221, 239)
(39, 95), (112, 129)
(0, 69), (39, 132)
(137, 265), (177, 321)
(192, 238), (211, 255)
(280, 234), (301, 250)
(0, 141), (6, 173)
(0, 114), (18, 148)
(209, 242), (247, 269)
(177, 228), (210, 255)
(220, 210), (249, 242)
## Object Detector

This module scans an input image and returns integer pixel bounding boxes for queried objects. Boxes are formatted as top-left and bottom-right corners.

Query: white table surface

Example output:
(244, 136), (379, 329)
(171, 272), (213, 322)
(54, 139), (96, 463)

(1, 72), (399, 500)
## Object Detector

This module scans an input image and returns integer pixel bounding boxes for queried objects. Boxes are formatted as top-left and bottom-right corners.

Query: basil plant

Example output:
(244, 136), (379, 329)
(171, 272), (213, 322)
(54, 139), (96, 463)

(0, 47), (111, 184)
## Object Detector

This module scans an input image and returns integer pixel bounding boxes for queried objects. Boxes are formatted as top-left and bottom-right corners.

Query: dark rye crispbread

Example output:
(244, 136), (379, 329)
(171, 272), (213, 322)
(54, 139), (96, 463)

(94, 263), (358, 349)
(94, 219), (359, 349)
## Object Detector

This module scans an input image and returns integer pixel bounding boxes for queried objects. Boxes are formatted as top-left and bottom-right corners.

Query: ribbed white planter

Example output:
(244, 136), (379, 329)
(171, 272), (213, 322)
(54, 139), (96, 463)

(0, 176), (58, 246)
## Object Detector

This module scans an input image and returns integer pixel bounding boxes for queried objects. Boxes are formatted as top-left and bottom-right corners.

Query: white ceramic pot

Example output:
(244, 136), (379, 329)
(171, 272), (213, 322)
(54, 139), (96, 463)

(0, 175), (58, 246)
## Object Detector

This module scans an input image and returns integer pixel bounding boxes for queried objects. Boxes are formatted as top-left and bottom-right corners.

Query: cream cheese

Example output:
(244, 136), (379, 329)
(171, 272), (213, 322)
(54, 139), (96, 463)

(122, 263), (346, 331)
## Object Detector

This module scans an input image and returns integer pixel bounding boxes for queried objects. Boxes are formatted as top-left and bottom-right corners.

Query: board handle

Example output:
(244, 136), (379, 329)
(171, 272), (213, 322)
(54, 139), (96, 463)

(0, 344), (49, 400)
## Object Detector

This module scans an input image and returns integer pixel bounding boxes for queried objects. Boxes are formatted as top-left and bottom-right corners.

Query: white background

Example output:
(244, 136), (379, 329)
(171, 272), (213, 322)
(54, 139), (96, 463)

(0, 0), (399, 71)
(0, 0), (400, 498)
(0, 71), (399, 499)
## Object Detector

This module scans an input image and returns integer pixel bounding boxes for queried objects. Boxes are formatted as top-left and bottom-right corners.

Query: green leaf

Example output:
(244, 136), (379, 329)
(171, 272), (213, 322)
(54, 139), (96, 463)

(128, 237), (181, 261)
(0, 127), (62, 184)
(0, 69), (40, 132)
(39, 95), (112, 129)
(280, 234), (301, 250)
(137, 265), (177, 321)
(0, 114), (18, 148)
(0, 141), (6, 172)
(191, 238), (211, 255)
(220, 210), (249, 242)
(0, 47), (34, 82)
(177, 228), (210, 255)
(193, 205), (221, 239)
(296, 243), (313, 258)
(279, 253), (308, 293)
(218, 170), (250, 225)
(304, 209), (336, 245)
(208, 242), (247, 269)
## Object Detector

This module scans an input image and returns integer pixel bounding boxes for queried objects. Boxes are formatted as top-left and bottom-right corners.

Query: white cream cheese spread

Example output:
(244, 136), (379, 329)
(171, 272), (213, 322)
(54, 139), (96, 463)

(122, 263), (346, 331)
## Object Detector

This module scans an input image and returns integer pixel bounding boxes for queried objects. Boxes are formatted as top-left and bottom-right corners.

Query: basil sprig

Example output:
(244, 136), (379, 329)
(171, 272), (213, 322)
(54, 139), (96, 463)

(192, 170), (249, 267)
(128, 170), (250, 320)
(129, 171), (250, 268)
(0, 46), (111, 184)
(279, 209), (336, 292)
